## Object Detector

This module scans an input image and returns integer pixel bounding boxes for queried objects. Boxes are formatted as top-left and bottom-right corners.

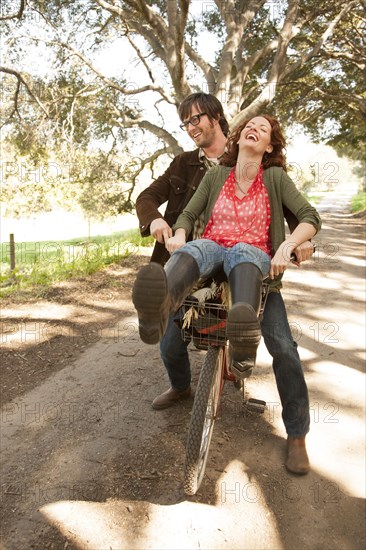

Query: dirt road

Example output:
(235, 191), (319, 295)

(1, 194), (365, 549)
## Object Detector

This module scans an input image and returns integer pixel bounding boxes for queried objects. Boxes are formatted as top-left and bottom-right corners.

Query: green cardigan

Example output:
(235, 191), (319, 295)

(174, 165), (322, 290)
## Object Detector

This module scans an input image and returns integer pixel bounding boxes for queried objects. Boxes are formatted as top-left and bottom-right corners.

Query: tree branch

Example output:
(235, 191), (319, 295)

(112, 112), (184, 155)
(0, 66), (49, 117)
(310, 86), (366, 119)
(0, 0), (25, 20)
(228, 40), (279, 118)
(93, 0), (167, 60)
(322, 50), (365, 70)
(130, 146), (177, 191)
(163, 0), (191, 99)
(55, 40), (176, 105)
(95, 0), (191, 99)
(214, 0), (266, 108)
(124, 24), (156, 83)
(268, 0), (300, 84)
(184, 43), (217, 92)
(283, 0), (360, 79)
(229, 0), (361, 130)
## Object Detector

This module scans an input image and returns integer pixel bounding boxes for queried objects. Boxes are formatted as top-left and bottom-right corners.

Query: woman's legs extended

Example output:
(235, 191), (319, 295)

(133, 240), (270, 347)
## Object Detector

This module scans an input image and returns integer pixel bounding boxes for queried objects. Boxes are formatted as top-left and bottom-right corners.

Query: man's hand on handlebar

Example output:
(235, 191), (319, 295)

(150, 218), (172, 245)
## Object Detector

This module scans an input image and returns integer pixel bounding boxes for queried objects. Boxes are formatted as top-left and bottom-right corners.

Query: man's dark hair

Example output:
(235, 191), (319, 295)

(178, 92), (229, 136)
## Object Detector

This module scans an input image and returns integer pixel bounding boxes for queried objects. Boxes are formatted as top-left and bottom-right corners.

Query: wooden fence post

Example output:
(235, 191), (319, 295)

(10, 233), (15, 272)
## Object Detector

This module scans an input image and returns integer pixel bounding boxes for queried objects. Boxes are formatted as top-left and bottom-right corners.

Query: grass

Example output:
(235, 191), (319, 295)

(351, 191), (366, 214)
(0, 229), (154, 296)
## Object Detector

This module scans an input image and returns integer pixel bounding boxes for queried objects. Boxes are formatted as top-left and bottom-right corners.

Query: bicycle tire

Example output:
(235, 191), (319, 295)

(183, 345), (226, 495)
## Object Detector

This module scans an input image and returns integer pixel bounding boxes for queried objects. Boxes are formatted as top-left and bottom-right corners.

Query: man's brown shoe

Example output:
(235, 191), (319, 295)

(152, 386), (192, 410)
(285, 436), (310, 475)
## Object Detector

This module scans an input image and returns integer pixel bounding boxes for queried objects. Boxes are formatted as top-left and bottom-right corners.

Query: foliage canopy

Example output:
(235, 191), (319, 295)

(1, 0), (365, 218)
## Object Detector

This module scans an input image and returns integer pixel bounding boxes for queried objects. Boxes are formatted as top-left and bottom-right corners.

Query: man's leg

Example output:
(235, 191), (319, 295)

(261, 291), (310, 474)
(152, 314), (191, 410)
(160, 314), (191, 390)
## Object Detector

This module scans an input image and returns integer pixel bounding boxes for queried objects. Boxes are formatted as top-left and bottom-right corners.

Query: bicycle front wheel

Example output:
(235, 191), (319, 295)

(183, 345), (226, 496)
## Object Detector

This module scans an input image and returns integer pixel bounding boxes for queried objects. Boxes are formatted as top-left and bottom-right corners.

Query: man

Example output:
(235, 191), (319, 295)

(136, 92), (313, 474)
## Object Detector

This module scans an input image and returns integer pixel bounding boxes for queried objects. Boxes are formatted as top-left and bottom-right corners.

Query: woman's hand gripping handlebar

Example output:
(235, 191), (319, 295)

(269, 243), (316, 279)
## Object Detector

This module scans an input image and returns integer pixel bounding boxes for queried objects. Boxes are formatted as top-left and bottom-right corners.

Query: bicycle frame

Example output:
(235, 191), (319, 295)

(181, 281), (269, 495)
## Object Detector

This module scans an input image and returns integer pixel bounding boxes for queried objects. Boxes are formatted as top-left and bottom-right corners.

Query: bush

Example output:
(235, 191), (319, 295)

(351, 192), (366, 214)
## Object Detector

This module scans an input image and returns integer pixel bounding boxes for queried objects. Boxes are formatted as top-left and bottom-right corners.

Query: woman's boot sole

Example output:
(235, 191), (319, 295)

(132, 263), (169, 344)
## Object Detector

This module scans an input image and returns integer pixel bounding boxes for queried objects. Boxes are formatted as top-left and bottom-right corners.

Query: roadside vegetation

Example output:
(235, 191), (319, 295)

(0, 229), (153, 297)
(351, 191), (366, 214)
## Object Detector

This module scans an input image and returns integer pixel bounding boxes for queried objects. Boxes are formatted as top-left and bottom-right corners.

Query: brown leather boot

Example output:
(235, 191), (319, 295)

(152, 386), (192, 410)
(285, 436), (310, 475)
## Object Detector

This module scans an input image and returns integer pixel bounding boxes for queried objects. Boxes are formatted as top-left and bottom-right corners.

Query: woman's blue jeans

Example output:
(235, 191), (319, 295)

(159, 290), (310, 438)
(173, 239), (271, 278)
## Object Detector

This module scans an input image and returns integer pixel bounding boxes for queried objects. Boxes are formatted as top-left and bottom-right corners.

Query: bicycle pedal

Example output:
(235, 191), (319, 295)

(246, 398), (266, 413)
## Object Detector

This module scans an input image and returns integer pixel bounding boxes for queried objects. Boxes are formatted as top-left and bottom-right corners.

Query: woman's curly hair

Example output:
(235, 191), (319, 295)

(220, 114), (287, 171)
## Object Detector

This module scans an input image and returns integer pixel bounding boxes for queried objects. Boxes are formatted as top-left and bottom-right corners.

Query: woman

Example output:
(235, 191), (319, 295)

(132, 115), (321, 364)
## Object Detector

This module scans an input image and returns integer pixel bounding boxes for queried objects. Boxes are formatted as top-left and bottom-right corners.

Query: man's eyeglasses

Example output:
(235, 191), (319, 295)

(179, 112), (207, 130)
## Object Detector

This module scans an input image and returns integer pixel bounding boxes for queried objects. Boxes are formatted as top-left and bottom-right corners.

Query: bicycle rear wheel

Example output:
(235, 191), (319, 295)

(183, 345), (226, 495)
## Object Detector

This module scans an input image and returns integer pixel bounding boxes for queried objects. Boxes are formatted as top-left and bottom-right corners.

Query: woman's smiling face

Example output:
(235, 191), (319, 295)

(238, 116), (273, 155)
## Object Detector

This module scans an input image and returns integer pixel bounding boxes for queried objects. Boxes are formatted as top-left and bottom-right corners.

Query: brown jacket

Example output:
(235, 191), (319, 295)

(136, 149), (206, 264)
(136, 149), (299, 265)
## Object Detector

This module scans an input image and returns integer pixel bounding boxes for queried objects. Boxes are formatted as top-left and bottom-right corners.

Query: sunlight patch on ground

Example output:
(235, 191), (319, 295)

(212, 459), (283, 545)
(301, 360), (365, 498)
(1, 303), (75, 320)
(310, 306), (365, 325)
(284, 268), (341, 289)
(1, 310), (137, 350)
(41, 463), (282, 550)
(1, 303), (77, 348)
(336, 255), (366, 268)
(288, 305), (365, 358)
(307, 361), (365, 397)
(309, 415), (365, 500)
(349, 237), (366, 245)
(326, 271), (366, 299)
(78, 297), (133, 310)
(40, 501), (129, 550)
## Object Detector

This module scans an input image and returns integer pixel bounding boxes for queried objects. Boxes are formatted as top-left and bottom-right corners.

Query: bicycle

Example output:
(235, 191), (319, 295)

(180, 278), (270, 496)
